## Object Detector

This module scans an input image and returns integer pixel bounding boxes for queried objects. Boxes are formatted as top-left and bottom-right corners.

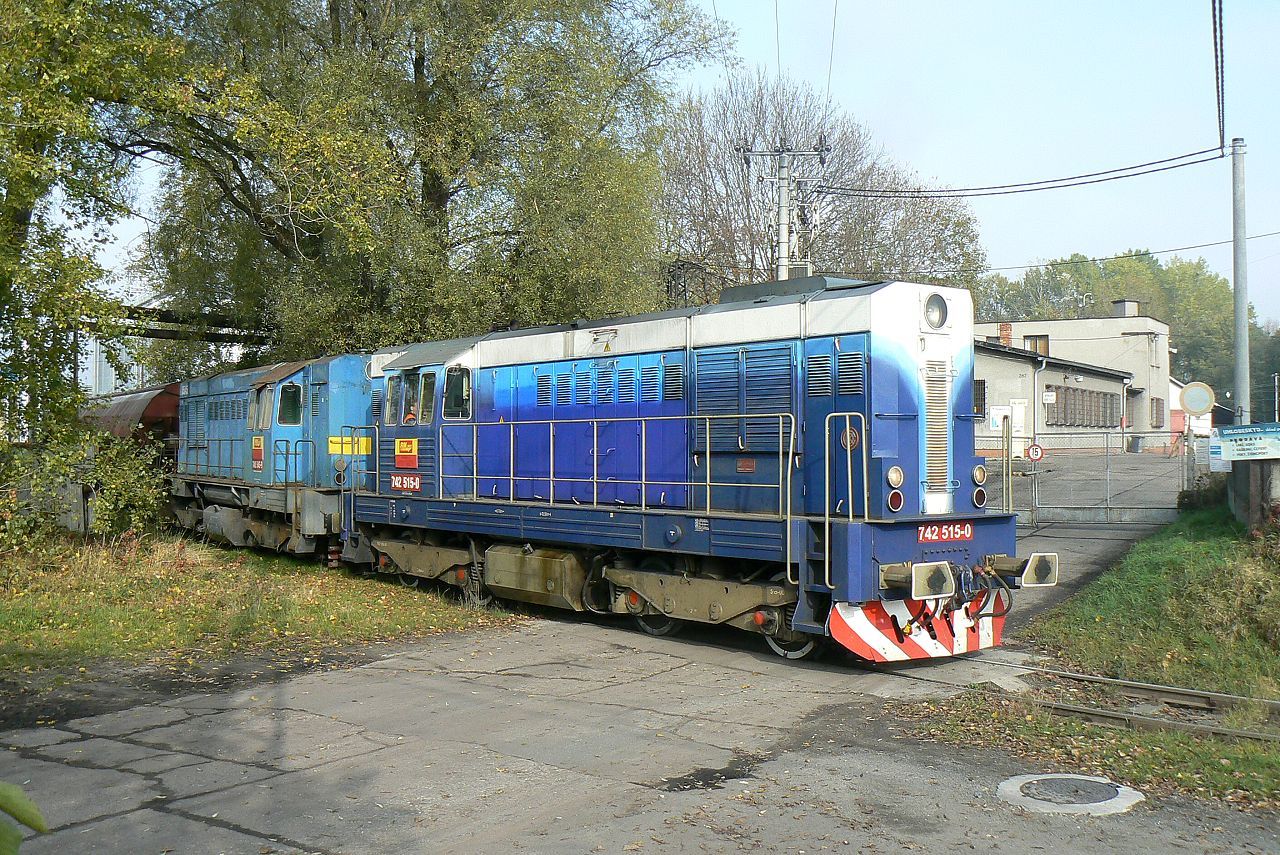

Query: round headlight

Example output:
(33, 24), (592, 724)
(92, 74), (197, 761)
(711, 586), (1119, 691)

(973, 464), (987, 485)
(924, 294), (948, 329)
(886, 465), (905, 489)
(887, 489), (904, 512)
(973, 487), (987, 508)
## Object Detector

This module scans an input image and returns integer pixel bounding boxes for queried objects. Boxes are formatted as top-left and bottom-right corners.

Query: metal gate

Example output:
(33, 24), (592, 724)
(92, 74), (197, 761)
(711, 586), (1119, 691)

(977, 424), (1198, 525)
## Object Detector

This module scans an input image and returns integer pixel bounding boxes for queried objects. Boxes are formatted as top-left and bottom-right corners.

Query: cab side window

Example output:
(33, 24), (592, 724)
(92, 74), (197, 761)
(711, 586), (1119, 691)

(402, 372), (421, 424)
(443, 366), (471, 420)
(257, 386), (274, 430)
(419, 372), (437, 425)
(278, 383), (303, 426)
(384, 375), (401, 426)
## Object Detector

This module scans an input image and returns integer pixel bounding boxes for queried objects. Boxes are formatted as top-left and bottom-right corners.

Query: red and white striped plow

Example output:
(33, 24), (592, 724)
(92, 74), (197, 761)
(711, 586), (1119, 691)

(827, 591), (1007, 662)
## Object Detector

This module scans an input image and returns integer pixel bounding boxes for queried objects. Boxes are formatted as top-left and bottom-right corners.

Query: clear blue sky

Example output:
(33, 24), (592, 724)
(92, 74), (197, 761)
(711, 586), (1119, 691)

(684, 0), (1278, 322)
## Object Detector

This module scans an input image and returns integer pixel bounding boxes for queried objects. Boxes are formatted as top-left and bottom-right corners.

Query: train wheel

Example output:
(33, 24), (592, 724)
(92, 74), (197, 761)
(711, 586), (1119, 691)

(461, 563), (493, 608)
(630, 555), (685, 637)
(633, 613), (683, 637)
(765, 575), (820, 661)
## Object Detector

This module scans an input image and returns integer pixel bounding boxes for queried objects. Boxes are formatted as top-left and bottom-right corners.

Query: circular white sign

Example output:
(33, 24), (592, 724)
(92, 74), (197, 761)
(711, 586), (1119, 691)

(1027, 443), (1045, 462)
(1179, 381), (1215, 416)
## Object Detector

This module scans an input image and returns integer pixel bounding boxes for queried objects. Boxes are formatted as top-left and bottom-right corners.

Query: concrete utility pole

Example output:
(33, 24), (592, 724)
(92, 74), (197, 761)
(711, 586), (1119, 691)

(1231, 137), (1251, 424)
(739, 140), (830, 280)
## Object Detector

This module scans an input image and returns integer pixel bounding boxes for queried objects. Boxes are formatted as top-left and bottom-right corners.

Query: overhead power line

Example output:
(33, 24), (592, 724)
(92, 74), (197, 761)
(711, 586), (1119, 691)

(825, 228), (1280, 279)
(824, 0), (839, 105)
(818, 148), (1224, 199)
(1211, 0), (1226, 151)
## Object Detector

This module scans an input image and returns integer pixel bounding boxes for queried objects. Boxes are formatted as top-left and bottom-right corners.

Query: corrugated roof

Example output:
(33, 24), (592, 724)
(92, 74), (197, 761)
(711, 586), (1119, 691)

(382, 337), (484, 371)
(251, 359), (317, 387)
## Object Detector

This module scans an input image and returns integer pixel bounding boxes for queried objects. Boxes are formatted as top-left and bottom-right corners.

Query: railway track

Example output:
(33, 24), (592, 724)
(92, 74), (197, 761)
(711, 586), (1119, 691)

(871, 656), (1280, 744)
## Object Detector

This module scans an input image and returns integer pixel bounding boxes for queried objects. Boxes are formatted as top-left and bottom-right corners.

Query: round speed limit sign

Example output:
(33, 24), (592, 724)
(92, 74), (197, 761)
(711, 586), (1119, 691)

(1026, 443), (1045, 462)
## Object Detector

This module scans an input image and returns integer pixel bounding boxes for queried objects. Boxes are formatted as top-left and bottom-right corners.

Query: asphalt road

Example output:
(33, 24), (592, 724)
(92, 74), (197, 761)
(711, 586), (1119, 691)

(4, 526), (1276, 854)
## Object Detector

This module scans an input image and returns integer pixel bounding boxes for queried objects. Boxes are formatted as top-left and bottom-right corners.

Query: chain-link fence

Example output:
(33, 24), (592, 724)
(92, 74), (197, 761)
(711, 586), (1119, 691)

(976, 428), (1198, 523)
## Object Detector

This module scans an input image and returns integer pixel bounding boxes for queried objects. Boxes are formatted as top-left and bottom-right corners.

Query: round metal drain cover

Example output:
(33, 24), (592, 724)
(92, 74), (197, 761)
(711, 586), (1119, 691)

(997, 774), (1144, 816)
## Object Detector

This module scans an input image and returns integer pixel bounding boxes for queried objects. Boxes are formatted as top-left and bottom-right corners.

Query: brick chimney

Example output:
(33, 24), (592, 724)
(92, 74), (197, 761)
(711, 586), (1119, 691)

(998, 322), (1012, 346)
(1112, 299), (1139, 318)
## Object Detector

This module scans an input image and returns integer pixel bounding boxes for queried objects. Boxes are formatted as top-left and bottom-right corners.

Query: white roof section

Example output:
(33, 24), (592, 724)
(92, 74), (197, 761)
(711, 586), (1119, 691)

(382, 278), (965, 370)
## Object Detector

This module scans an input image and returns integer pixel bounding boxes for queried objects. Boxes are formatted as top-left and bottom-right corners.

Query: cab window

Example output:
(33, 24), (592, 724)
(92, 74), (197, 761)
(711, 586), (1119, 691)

(384, 375), (401, 426)
(402, 372), (421, 424)
(246, 392), (257, 428)
(419, 372), (438, 425)
(278, 383), (303, 426)
(257, 386), (274, 430)
(443, 366), (471, 420)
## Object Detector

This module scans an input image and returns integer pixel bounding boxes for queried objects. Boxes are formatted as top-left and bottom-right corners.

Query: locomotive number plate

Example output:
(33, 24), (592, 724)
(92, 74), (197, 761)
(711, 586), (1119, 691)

(390, 473), (422, 492)
(917, 522), (973, 543)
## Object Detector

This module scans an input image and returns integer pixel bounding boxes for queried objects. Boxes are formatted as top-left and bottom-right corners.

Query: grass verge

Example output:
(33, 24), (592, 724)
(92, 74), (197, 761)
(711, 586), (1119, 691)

(902, 505), (1280, 810)
(1027, 506), (1280, 700)
(898, 693), (1280, 809)
(0, 531), (513, 675)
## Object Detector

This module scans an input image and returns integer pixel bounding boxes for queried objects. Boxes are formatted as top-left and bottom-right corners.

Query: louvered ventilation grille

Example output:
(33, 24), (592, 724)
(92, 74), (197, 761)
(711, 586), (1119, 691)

(371, 389), (383, 422)
(662, 363), (684, 400)
(575, 373), (591, 405)
(695, 351), (739, 450)
(745, 348), (791, 448)
(640, 366), (661, 401)
(925, 360), (950, 490)
(807, 354), (833, 397)
(596, 367), (615, 403)
(617, 369), (637, 404)
(556, 375), (571, 406)
(311, 391), (320, 418)
(537, 374), (552, 407)
(837, 352), (865, 396)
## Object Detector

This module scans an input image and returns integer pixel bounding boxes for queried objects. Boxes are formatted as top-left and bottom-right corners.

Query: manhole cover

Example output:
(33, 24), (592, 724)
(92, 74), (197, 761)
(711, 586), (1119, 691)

(997, 774), (1144, 816)
(1021, 777), (1120, 804)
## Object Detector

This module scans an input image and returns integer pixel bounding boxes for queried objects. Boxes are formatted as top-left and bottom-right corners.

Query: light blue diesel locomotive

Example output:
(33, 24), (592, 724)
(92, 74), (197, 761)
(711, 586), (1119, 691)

(174, 276), (1057, 661)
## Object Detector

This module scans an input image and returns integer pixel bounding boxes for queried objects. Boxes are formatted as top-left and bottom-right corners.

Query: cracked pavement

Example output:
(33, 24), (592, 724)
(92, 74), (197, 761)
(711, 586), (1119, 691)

(4, 620), (1277, 853)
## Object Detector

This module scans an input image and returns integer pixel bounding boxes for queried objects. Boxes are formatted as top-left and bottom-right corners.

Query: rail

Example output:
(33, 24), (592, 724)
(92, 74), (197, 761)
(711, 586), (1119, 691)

(822, 412), (870, 590)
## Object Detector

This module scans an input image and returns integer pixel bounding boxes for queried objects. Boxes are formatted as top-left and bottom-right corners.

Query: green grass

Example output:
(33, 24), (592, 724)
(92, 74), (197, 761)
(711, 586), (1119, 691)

(1026, 507), (1280, 700)
(903, 693), (1280, 809)
(0, 532), (513, 674)
(904, 506), (1280, 809)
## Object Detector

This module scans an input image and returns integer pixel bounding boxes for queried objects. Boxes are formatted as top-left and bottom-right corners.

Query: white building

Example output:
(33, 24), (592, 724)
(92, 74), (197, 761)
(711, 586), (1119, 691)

(975, 298), (1171, 434)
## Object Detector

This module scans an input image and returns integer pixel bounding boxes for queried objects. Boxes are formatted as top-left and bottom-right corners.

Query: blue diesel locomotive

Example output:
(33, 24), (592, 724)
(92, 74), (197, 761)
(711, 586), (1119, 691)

(173, 276), (1057, 662)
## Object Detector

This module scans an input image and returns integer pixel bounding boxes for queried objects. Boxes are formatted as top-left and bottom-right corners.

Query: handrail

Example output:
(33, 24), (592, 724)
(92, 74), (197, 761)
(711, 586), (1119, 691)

(428, 412), (798, 577)
(177, 437), (244, 479)
(822, 411), (870, 590)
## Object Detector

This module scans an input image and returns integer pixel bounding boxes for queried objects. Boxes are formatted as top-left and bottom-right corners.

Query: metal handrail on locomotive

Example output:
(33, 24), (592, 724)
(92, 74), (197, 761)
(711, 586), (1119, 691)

(171, 276), (1058, 662)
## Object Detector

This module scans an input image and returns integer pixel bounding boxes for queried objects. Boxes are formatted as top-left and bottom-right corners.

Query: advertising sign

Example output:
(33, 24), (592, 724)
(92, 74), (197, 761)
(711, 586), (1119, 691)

(394, 438), (419, 469)
(1215, 423), (1280, 462)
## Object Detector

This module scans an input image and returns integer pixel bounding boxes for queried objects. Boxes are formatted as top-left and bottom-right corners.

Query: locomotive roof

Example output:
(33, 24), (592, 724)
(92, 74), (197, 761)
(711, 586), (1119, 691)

(382, 277), (897, 370)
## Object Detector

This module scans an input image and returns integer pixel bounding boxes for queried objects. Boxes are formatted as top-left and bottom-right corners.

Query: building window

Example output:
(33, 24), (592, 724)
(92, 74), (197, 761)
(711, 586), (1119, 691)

(973, 379), (987, 418)
(443, 366), (471, 420)
(278, 383), (303, 426)
(1023, 335), (1048, 356)
(1151, 397), (1166, 429)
